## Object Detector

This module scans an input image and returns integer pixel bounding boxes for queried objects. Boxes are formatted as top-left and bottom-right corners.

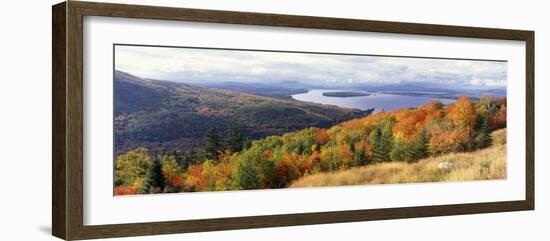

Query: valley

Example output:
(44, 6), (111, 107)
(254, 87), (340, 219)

(114, 70), (371, 155)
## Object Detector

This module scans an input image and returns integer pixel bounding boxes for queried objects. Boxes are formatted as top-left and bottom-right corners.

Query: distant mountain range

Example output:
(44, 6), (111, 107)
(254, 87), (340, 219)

(194, 80), (506, 101)
(340, 82), (506, 100)
(114, 71), (370, 154)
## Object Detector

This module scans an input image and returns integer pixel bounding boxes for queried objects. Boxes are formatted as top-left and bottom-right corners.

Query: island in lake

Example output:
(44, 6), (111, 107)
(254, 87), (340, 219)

(322, 91), (370, 97)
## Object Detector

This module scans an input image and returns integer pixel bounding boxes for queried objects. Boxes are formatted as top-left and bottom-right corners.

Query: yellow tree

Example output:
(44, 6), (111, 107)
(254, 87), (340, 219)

(446, 96), (476, 132)
(201, 159), (219, 191)
(445, 97), (477, 150)
(114, 148), (151, 190)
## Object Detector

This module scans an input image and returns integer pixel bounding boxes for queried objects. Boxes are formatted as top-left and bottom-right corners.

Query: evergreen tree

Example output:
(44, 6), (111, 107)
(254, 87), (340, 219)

(205, 127), (223, 161)
(352, 144), (366, 166)
(408, 129), (428, 162)
(262, 159), (278, 188)
(314, 141), (322, 152)
(370, 122), (394, 163)
(141, 158), (165, 194)
(227, 123), (244, 153)
(475, 116), (492, 149)
(382, 124), (394, 159)
(371, 128), (387, 163)
(417, 129), (428, 158)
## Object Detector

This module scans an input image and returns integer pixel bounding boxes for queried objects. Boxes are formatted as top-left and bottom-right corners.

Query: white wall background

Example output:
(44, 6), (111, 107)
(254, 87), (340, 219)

(0, 0), (546, 240)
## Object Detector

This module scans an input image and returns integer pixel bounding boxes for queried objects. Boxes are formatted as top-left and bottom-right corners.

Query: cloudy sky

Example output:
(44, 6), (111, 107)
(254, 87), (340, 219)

(115, 45), (507, 88)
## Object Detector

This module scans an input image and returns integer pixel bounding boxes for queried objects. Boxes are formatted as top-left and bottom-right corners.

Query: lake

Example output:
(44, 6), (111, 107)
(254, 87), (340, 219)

(291, 89), (456, 112)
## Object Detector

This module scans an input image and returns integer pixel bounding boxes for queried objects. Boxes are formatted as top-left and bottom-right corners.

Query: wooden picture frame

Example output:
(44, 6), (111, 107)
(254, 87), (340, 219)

(52, 1), (534, 240)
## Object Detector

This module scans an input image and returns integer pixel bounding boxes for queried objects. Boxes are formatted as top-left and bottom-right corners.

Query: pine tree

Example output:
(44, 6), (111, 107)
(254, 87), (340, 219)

(418, 129), (428, 158)
(475, 116), (492, 149)
(372, 127), (387, 163)
(141, 158), (165, 194)
(205, 127), (223, 161)
(353, 144), (366, 166)
(370, 123), (394, 163)
(262, 159), (278, 188)
(382, 124), (394, 159)
(408, 129), (428, 162)
(227, 123), (244, 153)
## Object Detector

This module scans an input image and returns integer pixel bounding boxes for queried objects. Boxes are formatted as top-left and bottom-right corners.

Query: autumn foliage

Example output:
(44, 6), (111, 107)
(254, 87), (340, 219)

(114, 186), (138, 195)
(114, 96), (507, 194)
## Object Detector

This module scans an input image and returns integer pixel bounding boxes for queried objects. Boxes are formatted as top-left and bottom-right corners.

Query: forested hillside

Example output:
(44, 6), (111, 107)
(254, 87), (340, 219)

(114, 95), (507, 195)
(114, 71), (371, 155)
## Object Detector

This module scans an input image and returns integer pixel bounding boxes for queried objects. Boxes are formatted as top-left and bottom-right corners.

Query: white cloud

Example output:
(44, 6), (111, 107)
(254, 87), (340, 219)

(115, 45), (507, 88)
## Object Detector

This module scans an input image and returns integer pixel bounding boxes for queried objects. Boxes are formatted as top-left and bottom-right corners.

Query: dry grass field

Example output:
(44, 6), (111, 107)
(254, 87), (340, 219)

(290, 129), (507, 188)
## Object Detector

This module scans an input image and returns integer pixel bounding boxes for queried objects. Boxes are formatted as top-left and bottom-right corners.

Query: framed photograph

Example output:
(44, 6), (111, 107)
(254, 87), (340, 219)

(52, 1), (534, 240)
